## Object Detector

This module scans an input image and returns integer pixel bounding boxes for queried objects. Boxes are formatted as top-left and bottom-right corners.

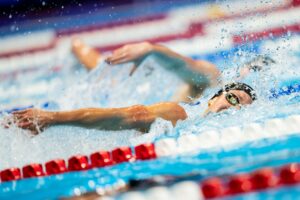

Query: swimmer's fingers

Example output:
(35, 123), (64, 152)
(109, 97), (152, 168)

(17, 121), (33, 129)
(106, 47), (126, 63)
(112, 47), (125, 56)
(17, 117), (31, 125)
(12, 109), (30, 115)
(17, 121), (39, 134)
(106, 53), (128, 65)
(1, 114), (23, 128)
(12, 113), (28, 124)
(29, 122), (46, 135)
(12, 110), (31, 121)
(13, 109), (40, 121)
(110, 57), (132, 65)
(1, 116), (13, 128)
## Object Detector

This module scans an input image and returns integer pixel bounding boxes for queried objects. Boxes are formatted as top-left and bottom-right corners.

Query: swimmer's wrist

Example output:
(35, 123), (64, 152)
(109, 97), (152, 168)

(50, 111), (63, 124)
(150, 44), (160, 53)
(144, 42), (155, 54)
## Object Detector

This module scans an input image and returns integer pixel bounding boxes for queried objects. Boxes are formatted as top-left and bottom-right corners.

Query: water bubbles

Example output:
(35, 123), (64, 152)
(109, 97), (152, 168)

(73, 187), (82, 196)
(10, 25), (16, 31)
(221, 28), (228, 33)
(88, 180), (96, 188)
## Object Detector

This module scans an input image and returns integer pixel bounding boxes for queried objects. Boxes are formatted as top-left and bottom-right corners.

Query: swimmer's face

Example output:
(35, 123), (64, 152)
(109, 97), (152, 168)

(207, 90), (253, 113)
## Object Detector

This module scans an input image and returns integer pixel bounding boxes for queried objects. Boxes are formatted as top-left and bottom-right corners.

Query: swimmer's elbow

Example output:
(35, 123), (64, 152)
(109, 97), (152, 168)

(168, 103), (188, 126)
(151, 102), (187, 125)
(172, 103), (188, 121)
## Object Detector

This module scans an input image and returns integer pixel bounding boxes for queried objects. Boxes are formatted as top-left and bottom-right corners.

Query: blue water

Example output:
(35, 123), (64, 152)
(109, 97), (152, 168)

(1, 31), (300, 199)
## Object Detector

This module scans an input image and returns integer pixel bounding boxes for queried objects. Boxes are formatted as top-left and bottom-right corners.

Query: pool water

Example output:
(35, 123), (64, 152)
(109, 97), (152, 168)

(1, 16), (300, 200)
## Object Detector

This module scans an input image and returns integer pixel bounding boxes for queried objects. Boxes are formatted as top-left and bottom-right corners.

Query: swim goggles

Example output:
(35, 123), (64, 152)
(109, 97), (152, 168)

(224, 91), (240, 106)
(210, 82), (257, 101)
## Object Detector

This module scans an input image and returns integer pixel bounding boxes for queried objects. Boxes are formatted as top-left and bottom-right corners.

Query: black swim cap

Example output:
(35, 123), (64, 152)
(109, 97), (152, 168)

(211, 82), (257, 101)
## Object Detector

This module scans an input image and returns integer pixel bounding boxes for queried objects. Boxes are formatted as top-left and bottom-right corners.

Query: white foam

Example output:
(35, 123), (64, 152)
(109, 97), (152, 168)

(155, 138), (178, 157)
(145, 186), (172, 200)
(171, 181), (204, 200)
(220, 126), (243, 146)
(177, 134), (200, 154)
(196, 130), (220, 149)
(243, 123), (265, 141)
(120, 191), (147, 200)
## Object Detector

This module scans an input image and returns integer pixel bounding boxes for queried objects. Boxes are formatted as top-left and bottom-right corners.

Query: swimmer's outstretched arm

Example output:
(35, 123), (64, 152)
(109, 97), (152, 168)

(12, 102), (187, 134)
(72, 39), (220, 83)
(106, 42), (221, 84)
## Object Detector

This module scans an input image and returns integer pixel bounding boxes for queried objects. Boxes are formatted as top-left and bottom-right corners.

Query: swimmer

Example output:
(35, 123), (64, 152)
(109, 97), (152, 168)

(72, 39), (273, 102)
(11, 82), (256, 135)
(72, 39), (221, 102)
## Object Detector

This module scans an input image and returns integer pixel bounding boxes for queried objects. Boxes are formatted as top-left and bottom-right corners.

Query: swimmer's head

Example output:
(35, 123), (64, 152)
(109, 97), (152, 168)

(204, 82), (256, 115)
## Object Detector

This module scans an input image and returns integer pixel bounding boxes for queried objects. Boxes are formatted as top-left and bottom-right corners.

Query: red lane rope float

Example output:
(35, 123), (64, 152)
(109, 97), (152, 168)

(90, 151), (113, 168)
(200, 164), (300, 199)
(45, 159), (67, 175)
(0, 168), (21, 182)
(22, 163), (44, 178)
(249, 168), (277, 190)
(135, 143), (156, 160)
(279, 163), (300, 184)
(68, 155), (90, 171)
(0, 142), (156, 183)
(201, 177), (224, 199)
(226, 174), (252, 195)
(112, 147), (135, 164)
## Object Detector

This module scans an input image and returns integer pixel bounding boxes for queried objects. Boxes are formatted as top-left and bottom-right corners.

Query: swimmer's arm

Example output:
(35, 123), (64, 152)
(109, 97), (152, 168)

(13, 103), (187, 133)
(53, 103), (187, 127)
(150, 44), (221, 85)
(105, 42), (220, 84)
(52, 108), (124, 124)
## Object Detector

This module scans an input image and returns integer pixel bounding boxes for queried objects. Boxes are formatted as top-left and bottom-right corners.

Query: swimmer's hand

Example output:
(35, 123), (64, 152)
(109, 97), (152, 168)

(105, 42), (153, 65)
(12, 109), (54, 135)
